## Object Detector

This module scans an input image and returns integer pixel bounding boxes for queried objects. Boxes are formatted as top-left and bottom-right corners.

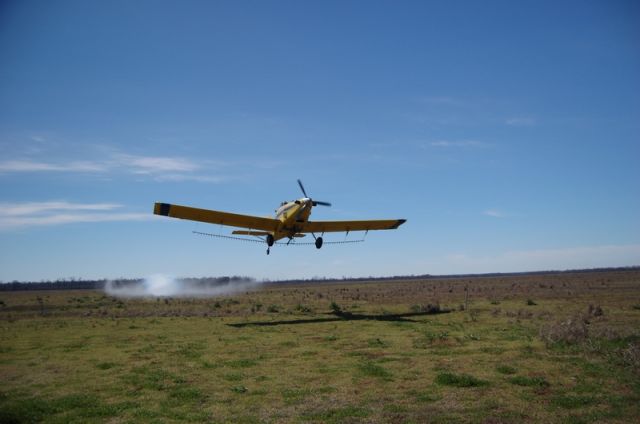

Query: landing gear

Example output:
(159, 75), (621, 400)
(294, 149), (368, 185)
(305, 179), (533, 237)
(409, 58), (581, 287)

(266, 234), (274, 255)
(315, 237), (323, 249)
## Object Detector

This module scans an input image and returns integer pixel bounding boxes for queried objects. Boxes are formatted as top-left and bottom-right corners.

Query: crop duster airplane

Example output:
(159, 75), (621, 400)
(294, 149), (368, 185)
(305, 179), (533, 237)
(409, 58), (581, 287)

(154, 180), (406, 255)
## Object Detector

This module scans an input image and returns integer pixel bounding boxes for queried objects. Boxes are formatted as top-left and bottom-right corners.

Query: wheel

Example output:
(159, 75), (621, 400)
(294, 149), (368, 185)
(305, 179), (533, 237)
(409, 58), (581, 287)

(266, 234), (274, 247)
(315, 237), (323, 249)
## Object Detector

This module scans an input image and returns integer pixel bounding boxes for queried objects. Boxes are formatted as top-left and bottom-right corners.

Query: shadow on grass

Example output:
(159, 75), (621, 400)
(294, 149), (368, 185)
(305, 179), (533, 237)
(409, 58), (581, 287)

(227, 310), (451, 328)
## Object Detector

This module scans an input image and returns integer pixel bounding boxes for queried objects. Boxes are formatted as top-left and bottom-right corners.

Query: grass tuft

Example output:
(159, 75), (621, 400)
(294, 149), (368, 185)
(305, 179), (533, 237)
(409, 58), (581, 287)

(551, 394), (597, 409)
(231, 385), (248, 394)
(302, 405), (370, 423)
(508, 375), (550, 387)
(496, 365), (517, 375)
(357, 360), (393, 380)
(435, 372), (488, 387)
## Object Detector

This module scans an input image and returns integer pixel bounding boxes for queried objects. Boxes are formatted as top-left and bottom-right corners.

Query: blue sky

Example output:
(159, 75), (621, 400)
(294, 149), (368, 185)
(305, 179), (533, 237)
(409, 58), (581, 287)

(1, 0), (638, 281)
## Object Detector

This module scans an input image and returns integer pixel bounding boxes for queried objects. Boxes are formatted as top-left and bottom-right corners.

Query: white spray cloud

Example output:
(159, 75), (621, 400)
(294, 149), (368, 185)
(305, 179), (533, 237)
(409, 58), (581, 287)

(104, 274), (262, 298)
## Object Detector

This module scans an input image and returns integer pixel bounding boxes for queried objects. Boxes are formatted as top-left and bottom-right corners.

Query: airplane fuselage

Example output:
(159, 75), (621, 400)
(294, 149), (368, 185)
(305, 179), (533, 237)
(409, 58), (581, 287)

(273, 198), (314, 240)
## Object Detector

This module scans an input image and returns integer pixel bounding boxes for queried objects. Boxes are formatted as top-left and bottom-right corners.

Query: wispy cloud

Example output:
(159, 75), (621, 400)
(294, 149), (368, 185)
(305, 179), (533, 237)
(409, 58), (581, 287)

(153, 174), (231, 183)
(506, 116), (536, 126)
(0, 201), (151, 230)
(113, 154), (200, 174)
(0, 201), (121, 216)
(428, 140), (489, 148)
(0, 160), (107, 173)
(483, 209), (506, 218)
(0, 152), (229, 183)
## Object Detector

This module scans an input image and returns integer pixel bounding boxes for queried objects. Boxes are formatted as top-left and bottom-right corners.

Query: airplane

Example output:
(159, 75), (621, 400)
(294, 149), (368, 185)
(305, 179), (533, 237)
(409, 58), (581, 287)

(153, 179), (406, 254)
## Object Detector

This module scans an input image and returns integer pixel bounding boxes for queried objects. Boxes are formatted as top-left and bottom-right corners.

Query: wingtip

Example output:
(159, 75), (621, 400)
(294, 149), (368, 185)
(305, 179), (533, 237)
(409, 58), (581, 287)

(391, 219), (407, 229)
(154, 202), (171, 216)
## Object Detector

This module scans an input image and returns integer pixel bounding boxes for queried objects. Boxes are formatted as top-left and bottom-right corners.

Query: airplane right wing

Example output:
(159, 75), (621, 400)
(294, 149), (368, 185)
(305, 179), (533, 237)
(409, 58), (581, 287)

(153, 203), (281, 232)
(299, 218), (406, 234)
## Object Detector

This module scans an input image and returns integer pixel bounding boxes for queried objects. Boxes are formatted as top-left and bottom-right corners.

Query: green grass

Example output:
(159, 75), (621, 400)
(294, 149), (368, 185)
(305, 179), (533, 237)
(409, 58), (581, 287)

(508, 375), (550, 387)
(1, 271), (639, 422)
(496, 364), (517, 374)
(551, 394), (598, 409)
(301, 405), (370, 423)
(357, 360), (393, 380)
(435, 372), (489, 387)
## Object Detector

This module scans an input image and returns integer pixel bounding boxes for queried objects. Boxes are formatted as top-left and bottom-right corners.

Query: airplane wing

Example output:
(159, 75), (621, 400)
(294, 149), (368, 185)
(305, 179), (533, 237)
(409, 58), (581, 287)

(153, 203), (281, 232)
(299, 219), (406, 233)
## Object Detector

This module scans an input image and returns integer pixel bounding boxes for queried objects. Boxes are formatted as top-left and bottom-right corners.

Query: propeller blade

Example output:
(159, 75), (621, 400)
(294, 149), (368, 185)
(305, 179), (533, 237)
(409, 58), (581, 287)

(297, 179), (308, 198)
(312, 201), (332, 207)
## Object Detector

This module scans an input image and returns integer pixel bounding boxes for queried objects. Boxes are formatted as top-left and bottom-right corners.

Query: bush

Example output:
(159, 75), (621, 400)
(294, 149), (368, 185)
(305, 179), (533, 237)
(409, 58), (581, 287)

(586, 304), (603, 317)
(621, 341), (640, 371)
(540, 317), (588, 346)
(411, 303), (441, 313)
(295, 304), (312, 313)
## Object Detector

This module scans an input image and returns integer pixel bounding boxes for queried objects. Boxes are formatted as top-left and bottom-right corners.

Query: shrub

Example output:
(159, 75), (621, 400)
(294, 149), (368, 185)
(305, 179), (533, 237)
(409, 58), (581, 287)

(330, 302), (342, 314)
(410, 303), (441, 313)
(266, 304), (280, 313)
(586, 304), (603, 317)
(540, 317), (588, 346)
(295, 304), (312, 313)
(526, 299), (537, 306)
(621, 341), (640, 371)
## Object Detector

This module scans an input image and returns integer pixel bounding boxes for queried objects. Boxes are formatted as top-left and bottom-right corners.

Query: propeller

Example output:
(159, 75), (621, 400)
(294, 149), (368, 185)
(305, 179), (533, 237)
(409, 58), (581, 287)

(297, 179), (332, 207)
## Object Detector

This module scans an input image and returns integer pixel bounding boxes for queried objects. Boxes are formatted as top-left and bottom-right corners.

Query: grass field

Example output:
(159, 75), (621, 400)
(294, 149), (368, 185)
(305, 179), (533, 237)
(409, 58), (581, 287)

(1, 270), (639, 423)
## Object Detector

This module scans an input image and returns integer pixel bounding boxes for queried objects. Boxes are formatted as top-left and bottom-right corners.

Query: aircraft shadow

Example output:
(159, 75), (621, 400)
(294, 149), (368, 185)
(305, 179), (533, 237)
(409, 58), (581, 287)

(227, 309), (450, 328)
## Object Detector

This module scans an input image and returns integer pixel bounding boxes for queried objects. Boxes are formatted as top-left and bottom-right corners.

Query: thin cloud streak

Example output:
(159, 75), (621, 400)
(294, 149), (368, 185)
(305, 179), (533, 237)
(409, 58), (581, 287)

(0, 160), (107, 173)
(506, 116), (536, 126)
(483, 209), (506, 218)
(428, 140), (489, 148)
(0, 213), (151, 229)
(0, 201), (152, 230)
(0, 152), (227, 183)
(113, 154), (200, 174)
(0, 201), (121, 216)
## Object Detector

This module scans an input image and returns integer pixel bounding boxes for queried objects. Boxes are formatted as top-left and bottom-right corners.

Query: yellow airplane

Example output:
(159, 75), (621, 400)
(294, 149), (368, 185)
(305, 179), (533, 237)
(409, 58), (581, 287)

(154, 179), (406, 254)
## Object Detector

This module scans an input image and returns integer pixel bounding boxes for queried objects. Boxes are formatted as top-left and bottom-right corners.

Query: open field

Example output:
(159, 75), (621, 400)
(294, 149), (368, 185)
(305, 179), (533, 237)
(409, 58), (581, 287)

(1, 270), (639, 423)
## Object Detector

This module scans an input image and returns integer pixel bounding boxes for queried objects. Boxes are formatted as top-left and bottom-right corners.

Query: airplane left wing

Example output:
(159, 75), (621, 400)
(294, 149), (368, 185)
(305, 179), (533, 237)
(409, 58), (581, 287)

(299, 219), (406, 234)
(154, 203), (281, 232)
